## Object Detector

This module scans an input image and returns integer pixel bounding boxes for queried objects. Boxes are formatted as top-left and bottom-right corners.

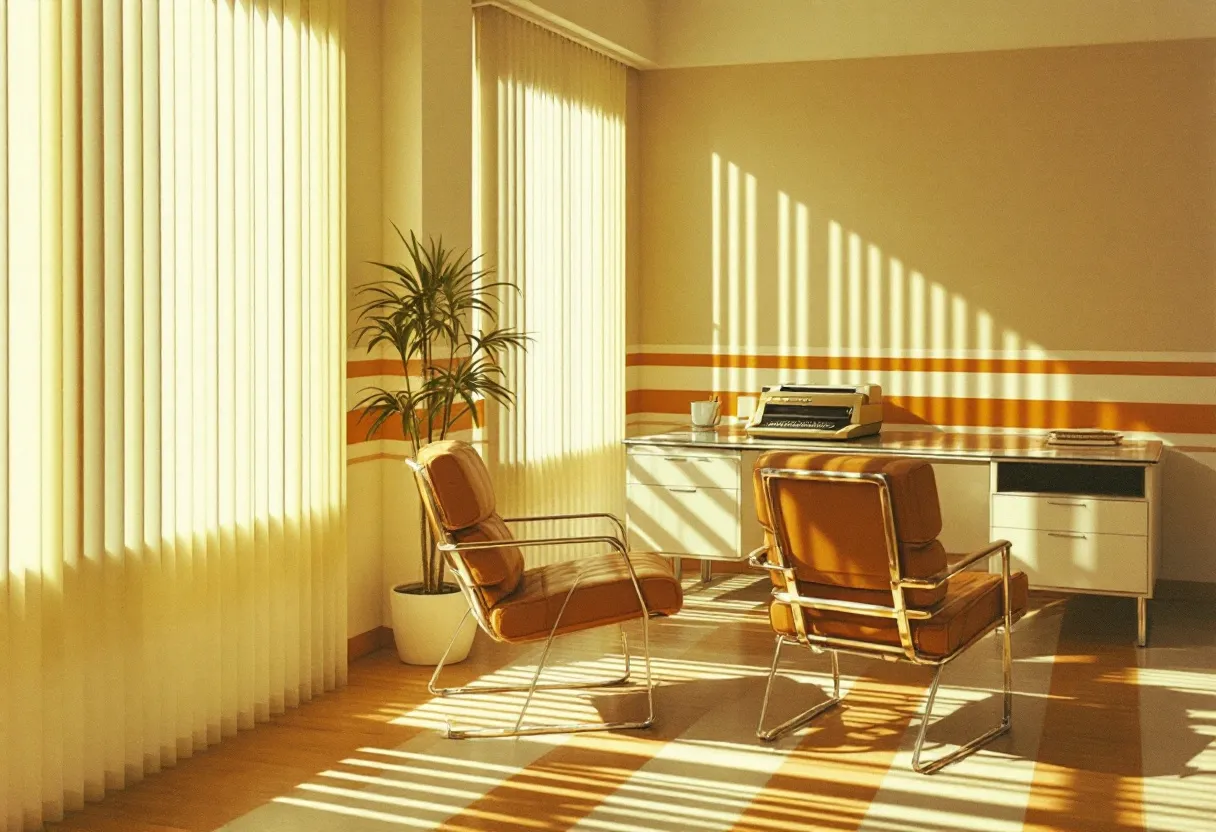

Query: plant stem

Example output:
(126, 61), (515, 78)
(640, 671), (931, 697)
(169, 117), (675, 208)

(419, 501), (431, 592)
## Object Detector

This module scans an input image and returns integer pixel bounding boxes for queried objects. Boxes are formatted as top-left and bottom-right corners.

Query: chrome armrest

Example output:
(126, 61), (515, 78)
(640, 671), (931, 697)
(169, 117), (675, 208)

(441, 532), (652, 616)
(756, 545), (931, 619)
(747, 545), (783, 571)
(500, 512), (627, 543)
(771, 589), (933, 620)
(439, 534), (628, 556)
(900, 540), (1012, 591)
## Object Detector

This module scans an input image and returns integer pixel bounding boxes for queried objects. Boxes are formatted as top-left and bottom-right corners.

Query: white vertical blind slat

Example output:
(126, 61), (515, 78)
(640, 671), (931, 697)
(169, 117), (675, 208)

(60, 0), (87, 806)
(40, 0), (66, 815)
(0, 6), (11, 825)
(0, 1), (347, 827)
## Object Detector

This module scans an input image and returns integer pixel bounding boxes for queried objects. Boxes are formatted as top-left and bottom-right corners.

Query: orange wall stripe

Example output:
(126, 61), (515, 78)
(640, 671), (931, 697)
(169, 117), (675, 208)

(627, 389), (1216, 434)
(346, 401), (484, 445)
(348, 358), (407, 378)
(348, 357), (459, 379)
(626, 352), (1216, 378)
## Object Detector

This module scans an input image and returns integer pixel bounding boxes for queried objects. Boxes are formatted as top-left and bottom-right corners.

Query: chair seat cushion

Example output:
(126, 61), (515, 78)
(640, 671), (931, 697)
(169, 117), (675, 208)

(489, 552), (683, 644)
(769, 570), (1029, 658)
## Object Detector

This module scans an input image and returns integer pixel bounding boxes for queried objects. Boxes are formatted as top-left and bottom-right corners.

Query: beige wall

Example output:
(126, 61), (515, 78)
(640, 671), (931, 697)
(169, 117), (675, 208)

(346, 9), (1216, 635)
(626, 68), (643, 348)
(634, 39), (1216, 581)
(346, 0), (475, 641)
(655, 0), (1216, 68)
(345, 1), (386, 641)
(639, 39), (1216, 353)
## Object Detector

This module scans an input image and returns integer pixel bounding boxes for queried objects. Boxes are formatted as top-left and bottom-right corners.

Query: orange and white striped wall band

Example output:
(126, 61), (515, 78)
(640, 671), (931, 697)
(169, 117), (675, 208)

(353, 350), (1216, 381)
(342, 348), (1216, 457)
(624, 347), (1216, 438)
(345, 352), (485, 457)
(348, 357), (459, 378)
(345, 403), (483, 444)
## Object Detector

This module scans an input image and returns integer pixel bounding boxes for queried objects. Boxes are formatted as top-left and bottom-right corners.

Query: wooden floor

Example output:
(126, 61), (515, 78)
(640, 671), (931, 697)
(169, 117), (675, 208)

(45, 575), (1216, 832)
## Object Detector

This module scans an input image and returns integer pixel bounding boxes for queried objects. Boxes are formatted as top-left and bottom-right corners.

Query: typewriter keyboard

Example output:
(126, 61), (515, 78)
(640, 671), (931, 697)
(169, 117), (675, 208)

(763, 419), (842, 430)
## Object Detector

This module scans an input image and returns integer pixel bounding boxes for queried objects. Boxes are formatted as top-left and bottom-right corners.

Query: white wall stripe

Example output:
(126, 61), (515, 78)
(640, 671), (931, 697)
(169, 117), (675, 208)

(630, 366), (1216, 405)
(625, 412), (1216, 450)
(627, 344), (1216, 363)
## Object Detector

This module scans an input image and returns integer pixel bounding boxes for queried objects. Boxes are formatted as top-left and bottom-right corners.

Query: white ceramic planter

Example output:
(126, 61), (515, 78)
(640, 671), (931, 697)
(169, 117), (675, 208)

(390, 583), (477, 665)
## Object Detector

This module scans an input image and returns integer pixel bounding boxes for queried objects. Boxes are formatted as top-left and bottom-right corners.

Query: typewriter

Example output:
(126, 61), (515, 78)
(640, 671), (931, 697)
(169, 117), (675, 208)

(744, 384), (884, 440)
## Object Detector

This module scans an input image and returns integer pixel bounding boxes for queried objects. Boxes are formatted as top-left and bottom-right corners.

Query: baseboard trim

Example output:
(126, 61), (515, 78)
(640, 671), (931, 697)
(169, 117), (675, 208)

(1156, 579), (1216, 602)
(348, 625), (394, 661)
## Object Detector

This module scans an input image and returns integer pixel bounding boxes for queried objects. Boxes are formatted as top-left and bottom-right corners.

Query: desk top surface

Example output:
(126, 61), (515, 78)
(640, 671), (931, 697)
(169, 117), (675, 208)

(624, 426), (1163, 464)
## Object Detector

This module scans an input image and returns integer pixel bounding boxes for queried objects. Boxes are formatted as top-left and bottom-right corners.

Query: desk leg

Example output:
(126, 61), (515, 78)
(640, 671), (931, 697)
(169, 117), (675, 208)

(700, 559), (713, 584)
(1137, 596), (1148, 647)
(671, 557), (682, 582)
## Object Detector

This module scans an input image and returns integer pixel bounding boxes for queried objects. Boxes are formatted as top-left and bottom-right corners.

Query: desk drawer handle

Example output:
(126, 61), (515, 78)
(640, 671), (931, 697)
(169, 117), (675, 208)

(1047, 501), (1088, 508)
(1048, 531), (1087, 540)
(666, 486), (697, 494)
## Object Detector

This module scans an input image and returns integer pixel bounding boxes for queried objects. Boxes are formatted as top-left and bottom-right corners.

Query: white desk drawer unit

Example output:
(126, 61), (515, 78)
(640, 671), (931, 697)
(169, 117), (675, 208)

(627, 451), (740, 490)
(991, 493), (1149, 595)
(625, 447), (762, 563)
(626, 482), (741, 559)
(622, 432), (1162, 646)
(992, 526), (1148, 595)
(991, 493), (1147, 537)
(989, 459), (1160, 644)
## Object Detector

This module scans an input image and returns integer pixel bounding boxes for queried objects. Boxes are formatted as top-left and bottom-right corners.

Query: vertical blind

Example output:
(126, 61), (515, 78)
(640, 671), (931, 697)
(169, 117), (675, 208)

(0, 1), (347, 828)
(473, 7), (627, 554)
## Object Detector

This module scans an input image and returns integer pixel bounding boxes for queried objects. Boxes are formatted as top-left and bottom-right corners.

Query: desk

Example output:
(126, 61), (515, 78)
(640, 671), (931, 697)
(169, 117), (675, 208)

(624, 428), (1163, 645)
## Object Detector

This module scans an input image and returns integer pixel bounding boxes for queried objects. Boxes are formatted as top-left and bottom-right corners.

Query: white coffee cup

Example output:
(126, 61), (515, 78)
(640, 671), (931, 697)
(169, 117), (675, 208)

(690, 399), (721, 429)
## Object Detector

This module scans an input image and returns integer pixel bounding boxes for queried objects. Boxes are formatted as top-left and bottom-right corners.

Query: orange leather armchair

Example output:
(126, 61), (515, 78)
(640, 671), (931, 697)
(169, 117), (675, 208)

(749, 452), (1028, 773)
(407, 440), (683, 738)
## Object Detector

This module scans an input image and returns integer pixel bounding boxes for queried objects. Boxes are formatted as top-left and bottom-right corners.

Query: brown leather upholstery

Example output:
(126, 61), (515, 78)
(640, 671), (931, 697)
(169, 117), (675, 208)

(417, 440), (498, 530)
(754, 452), (1028, 661)
(414, 440), (683, 641)
(449, 516), (527, 607)
(414, 441), (525, 607)
(770, 571), (1029, 658)
(490, 552), (682, 643)
(754, 453), (948, 607)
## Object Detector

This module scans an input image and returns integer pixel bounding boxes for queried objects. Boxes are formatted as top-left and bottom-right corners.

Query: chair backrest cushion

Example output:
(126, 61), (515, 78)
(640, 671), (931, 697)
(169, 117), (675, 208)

(416, 440), (498, 531)
(414, 440), (524, 606)
(753, 452), (947, 608)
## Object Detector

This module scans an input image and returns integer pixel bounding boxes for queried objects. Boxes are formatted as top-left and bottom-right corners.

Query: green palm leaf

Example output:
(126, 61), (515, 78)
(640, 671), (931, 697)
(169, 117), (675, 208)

(351, 225), (528, 592)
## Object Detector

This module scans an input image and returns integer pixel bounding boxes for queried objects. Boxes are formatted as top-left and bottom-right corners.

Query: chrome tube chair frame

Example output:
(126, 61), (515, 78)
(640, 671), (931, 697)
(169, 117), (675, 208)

(407, 456), (659, 739)
(749, 466), (1014, 774)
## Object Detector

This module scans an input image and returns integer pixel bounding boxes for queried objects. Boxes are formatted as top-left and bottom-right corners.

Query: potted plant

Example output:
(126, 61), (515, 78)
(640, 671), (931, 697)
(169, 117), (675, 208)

(353, 227), (527, 665)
